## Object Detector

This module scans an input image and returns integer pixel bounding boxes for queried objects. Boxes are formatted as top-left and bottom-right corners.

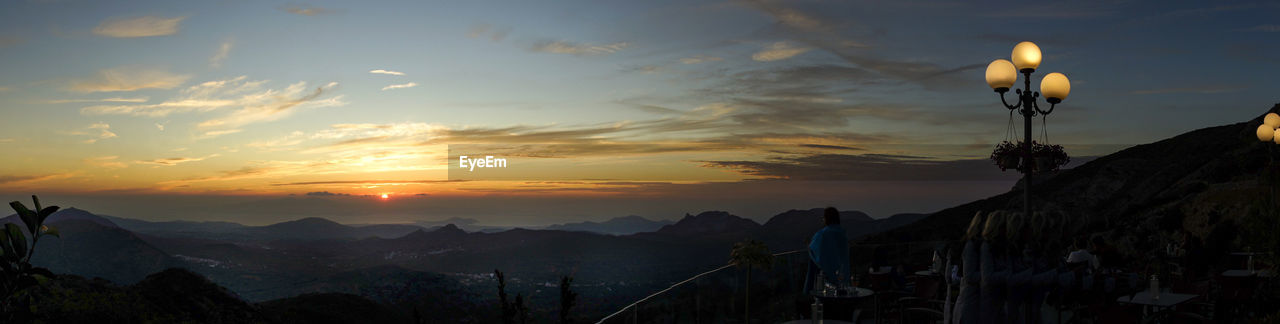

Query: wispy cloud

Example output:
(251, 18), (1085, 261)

(66, 122), (117, 144)
(84, 156), (127, 169)
(531, 40), (629, 56)
(46, 97), (149, 104)
(0, 35), (22, 48)
(1130, 85), (1246, 95)
(199, 129), (243, 139)
(0, 174), (74, 185)
(135, 154), (220, 166)
(1240, 24), (1280, 32)
(68, 67), (190, 93)
(680, 55), (723, 64)
(381, 82), (418, 91)
(369, 69), (406, 76)
(92, 16), (185, 38)
(752, 42), (810, 62)
(280, 4), (332, 16)
(82, 76), (345, 132)
(210, 39), (234, 68)
(467, 24), (510, 42)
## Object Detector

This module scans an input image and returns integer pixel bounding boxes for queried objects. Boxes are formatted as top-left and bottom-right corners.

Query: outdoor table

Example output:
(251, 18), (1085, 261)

(811, 287), (874, 323)
(781, 320), (854, 324)
(1222, 269), (1258, 277)
(1229, 251), (1270, 271)
(1116, 291), (1199, 322)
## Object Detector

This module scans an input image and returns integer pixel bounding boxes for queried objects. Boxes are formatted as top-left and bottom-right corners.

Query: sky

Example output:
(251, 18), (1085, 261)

(1, 0), (1277, 225)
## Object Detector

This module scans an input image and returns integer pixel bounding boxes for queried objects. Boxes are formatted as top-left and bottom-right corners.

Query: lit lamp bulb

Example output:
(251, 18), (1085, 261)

(1011, 41), (1042, 73)
(1040, 73), (1070, 104)
(1265, 113), (1280, 129)
(1260, 124), (1277, 142)
(985, 59), (1017, 92)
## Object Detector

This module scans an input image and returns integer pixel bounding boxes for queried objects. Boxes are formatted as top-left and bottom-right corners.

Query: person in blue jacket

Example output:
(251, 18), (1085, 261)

(805, 207), (851, 292)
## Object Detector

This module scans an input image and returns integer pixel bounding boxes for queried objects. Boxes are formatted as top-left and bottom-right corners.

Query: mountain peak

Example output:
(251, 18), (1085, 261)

(433, 224), (466, 235)
(656, 211), (759, 236)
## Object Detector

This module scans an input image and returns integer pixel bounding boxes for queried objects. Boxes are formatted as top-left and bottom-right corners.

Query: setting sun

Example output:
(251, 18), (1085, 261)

(380, 194), (389, 199)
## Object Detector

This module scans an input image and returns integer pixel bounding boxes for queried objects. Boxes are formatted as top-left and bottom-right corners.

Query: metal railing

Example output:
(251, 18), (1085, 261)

(594, 240), (954, 323)
(596, 249), (808, 324)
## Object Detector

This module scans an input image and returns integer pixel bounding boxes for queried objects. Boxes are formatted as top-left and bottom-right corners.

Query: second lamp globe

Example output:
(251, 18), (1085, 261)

(1011, 41), (1042, 72)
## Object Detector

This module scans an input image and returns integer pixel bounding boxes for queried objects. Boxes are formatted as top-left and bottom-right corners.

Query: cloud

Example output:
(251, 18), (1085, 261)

(752, 42), (811, 62)
(0, 35), (22, 48)
(66, 122), (117, 144)
(280, 180), (465, 186)
(699, 153), (1019, 181)
(305, 191), (351, 196)
(155, 122), (165, 131)
(281, 4), (332, 16)
(467, 24), (510, 42)
(82, 76), (345, 132)
(531, 40), (629, 56)
(381, 82), (418, 91)
(680, 55), (723, 64)
(200, 129), (243, 139)
(1240, 24), (1280, 32)
(0, 174), (74, 185)
(45, 97), (149, 104)
(1130, 85), (1246, 95)
(210, 39), (234, 68)
(92, 16), (185, 38)
(369, 69), (406, 76)
(84, 156), (128, 169)
(68, 67), (191, 93)
(135, 154), (220, 166)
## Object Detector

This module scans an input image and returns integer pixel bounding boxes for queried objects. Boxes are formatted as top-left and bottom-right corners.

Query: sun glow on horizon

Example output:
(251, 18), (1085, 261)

(380, 193), (389, 199)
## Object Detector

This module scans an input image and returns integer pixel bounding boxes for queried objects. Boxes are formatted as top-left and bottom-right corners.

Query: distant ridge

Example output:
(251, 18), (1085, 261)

(2, 207), (120, 228)
(656, 211), (761, 236)
(543, 215), (673, 235)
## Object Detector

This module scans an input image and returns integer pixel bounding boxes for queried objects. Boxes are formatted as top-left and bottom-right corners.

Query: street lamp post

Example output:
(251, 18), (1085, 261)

(1257, 112), (1280, 210)
(985, 41), (1072, 218)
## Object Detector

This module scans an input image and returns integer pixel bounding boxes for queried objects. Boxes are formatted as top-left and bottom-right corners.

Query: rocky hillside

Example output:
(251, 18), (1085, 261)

(865, 104), (1280, 263)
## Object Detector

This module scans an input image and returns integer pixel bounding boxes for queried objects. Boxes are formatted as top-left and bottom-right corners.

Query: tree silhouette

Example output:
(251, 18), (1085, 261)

(514, 293), (530, 324)
(495, 269), (514, 324)
(559, 275), (577, 324)
(2, 195), (62, 322)
(729, 239), (773, 323)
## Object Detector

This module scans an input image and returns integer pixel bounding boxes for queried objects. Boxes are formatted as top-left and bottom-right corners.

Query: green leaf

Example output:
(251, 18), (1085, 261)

(6, 223), (27, 259)
(10, 201), (38, 234)
(37, 206), (59, 225)
(0, 230), (14, 260)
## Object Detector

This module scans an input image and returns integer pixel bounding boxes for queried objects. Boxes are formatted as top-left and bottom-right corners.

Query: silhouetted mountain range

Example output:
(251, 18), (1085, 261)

(541, 215), (672, 235)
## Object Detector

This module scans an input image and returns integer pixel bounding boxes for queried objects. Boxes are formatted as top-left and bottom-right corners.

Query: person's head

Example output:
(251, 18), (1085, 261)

(965, 211), (987, 240)
(982, 211), (1007, 242)
(823, 207), (840, 226)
